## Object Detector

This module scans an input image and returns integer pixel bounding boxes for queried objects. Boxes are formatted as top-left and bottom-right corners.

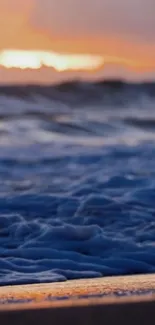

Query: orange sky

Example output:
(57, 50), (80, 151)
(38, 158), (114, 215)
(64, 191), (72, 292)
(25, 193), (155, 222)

(0, 0), (155, 83)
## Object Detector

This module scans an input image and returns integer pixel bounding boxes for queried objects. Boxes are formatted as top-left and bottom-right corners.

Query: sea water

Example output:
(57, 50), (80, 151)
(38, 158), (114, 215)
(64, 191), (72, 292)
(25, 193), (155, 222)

(0, 80), (155, 285)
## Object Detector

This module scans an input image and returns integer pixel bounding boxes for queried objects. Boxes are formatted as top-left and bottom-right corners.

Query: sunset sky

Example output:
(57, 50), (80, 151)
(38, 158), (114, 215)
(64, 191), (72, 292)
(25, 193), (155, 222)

(0, 0), (155, 83)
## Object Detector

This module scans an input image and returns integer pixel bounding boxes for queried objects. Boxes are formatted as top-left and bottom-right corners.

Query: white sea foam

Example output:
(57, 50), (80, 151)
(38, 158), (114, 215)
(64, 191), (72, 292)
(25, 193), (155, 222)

(0, 84), (155, 285)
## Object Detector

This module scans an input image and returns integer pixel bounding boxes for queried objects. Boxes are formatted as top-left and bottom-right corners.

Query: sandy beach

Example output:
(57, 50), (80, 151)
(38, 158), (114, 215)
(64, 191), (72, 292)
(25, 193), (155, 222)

(1, 274), (155, 302)
(0, 274), (155, 324)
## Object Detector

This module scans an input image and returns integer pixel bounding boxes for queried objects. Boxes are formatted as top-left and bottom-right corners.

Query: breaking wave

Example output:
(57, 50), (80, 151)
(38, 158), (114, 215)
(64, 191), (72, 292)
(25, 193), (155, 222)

(0, 80), (155, 285)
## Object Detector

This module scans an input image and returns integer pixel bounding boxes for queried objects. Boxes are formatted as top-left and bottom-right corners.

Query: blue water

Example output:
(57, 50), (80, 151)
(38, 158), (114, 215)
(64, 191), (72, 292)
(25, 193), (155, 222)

(0, 81), (155, 285)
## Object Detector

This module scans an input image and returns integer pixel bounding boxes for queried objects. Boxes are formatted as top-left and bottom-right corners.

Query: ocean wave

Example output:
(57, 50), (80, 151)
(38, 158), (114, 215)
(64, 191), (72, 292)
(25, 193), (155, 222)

(0, 80), (155, 106)
(0, 81), (155, 285)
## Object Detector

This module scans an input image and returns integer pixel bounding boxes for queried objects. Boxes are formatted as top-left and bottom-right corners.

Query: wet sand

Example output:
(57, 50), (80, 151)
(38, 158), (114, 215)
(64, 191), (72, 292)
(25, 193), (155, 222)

(0, 274), (155, 324)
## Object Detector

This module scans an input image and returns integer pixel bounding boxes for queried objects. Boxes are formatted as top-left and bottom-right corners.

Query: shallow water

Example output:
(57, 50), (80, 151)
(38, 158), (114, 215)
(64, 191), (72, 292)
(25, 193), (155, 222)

(0, 81), (155, 285)
(1, 289), (155, 305)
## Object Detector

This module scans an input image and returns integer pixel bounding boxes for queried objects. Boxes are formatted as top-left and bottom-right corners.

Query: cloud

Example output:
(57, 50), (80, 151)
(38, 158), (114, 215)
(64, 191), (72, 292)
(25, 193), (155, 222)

(0, 0), (154, 73)
(31, 0), (155, 43)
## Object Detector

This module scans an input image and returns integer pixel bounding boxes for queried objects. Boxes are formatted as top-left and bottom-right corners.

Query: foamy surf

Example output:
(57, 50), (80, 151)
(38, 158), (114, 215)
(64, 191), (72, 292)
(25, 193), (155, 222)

(0, 81), (155, 285)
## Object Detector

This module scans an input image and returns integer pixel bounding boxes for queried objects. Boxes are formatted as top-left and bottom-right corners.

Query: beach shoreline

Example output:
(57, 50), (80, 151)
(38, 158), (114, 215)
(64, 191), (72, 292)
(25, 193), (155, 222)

(0, 274), (155, 324)
(1, 274), (155, 302)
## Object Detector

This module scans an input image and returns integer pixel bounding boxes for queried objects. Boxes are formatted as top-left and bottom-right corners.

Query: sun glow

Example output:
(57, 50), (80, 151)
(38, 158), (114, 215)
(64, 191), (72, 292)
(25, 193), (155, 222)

(0, 50), (104, 71)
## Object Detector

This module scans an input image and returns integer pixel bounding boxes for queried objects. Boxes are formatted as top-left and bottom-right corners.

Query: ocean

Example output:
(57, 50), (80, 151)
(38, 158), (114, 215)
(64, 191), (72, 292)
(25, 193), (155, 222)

(0, 80), (155, 286)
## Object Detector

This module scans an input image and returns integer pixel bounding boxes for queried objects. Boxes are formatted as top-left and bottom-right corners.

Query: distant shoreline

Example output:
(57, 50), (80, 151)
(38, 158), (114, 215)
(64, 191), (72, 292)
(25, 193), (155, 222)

(0, 78), (155, 88)
(0, 79), (154, 103)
